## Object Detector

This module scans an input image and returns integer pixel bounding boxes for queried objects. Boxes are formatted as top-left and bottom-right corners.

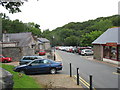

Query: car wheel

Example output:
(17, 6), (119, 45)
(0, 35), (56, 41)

(20, 70), (25, 74)
(84, 53), (87, 56)
(50, 68), (56, 74)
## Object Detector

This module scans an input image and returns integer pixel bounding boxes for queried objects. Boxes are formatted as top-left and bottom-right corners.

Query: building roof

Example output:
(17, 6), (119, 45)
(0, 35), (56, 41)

(37, 38), (50, 43)
(3, 32), (34, 47)
(92, 27), (120, 45)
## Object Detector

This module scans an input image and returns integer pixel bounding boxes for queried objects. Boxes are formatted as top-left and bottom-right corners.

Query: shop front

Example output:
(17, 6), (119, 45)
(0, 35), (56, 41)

(103, 43), (120, 61)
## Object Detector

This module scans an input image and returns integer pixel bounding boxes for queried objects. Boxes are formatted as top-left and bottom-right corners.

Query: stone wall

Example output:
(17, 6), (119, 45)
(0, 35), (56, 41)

(2, 46), (35, 61)
(0, 67), (14, 89)
(2, 47), (22, 61)
(22, 46), (35, 56)
(93, 45), (103, 60)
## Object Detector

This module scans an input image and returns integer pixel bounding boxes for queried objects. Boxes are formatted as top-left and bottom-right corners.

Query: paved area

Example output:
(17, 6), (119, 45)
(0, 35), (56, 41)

(82, 56), (118, 67)
(31, 74), (83, 88)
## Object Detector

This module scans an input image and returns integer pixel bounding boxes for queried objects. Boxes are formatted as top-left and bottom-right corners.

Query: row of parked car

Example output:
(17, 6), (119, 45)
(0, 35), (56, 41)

(56, 46), (94, 56)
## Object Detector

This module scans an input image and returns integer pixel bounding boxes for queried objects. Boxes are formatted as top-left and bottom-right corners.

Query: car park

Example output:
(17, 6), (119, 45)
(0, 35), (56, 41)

(0, 55), (12, 63)
(38, 49), (46, 56)
(19, 56), (44, 65)
(81, 49), (93, 56)
(14, 59), (62, 74)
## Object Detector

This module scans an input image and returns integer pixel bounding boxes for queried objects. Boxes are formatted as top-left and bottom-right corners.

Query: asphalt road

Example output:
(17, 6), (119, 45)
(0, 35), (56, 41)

(57, 50), (119, 89)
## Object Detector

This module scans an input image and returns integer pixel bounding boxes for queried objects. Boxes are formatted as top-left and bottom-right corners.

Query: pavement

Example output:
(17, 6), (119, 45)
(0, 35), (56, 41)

(82, 56), (118, 67)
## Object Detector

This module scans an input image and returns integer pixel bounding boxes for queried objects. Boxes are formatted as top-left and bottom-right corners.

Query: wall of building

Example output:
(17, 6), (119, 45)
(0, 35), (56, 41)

(44, 43), (51, 50)
(93, 45), (103, 60)
(22, 46), (35, 56)
(2, 47), (35, 61)
(2, 47), (22, 61)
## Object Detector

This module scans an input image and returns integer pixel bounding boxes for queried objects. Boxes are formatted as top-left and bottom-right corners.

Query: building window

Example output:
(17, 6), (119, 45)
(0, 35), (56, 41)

(104, 46), (110, 58)
(104, 46), (117, 60)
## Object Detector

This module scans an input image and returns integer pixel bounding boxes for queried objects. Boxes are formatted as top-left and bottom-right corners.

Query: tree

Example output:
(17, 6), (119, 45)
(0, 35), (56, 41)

(64, 36), (80, 46)
(26, 22), (41, 36)
(0, 2), (24, 13)
(81, 31), (103, 46)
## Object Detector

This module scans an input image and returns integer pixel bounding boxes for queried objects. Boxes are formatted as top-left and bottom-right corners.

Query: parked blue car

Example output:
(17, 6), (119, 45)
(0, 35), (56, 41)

(14, 59), (62, 74)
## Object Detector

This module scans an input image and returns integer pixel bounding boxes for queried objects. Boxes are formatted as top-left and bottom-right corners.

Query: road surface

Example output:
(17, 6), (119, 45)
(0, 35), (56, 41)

(57, 50), (119, 89)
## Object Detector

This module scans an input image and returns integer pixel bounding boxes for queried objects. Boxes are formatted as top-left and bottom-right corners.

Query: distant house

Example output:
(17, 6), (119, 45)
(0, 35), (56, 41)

(2, 32), (38, 61)
(92, 27), (120, 64)
(37, 38), (51, 51)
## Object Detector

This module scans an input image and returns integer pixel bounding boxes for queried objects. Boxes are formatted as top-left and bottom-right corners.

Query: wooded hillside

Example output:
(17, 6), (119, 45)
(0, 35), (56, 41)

(42, 15), (120, 46)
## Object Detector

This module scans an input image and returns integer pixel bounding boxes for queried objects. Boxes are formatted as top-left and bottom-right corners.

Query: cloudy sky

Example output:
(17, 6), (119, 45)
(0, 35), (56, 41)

(0, 0), (119, 31)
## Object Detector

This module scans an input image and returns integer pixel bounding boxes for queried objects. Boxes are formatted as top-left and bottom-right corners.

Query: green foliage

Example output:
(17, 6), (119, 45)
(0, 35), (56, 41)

(1, 13), (41, 36)
(42, 15), (120, 46)
(81, 31), (103, 46)
(64, 36), (80, 46)
(1, 64), (41, 88)
(0, 2), (24, 13)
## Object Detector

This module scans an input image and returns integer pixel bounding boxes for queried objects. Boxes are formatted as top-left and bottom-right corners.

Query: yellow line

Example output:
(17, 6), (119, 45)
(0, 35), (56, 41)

(74, 75), (96, 90)
(80, 79), (90, 88)
(80, 77), (90, 86)
(74, 75), (89, 88)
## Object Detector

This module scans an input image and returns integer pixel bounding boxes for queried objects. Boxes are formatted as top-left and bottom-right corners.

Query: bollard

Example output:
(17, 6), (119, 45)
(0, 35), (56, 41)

(70, 63), (72, 77)
(77, 68), (79, 85)
(54, 54), (56, 61)
(89, 75), (93, 90)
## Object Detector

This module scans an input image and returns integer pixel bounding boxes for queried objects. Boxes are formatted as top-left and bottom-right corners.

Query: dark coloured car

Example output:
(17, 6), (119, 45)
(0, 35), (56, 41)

(0, 55), (12, 63)
(14, 59), (62, 74)
(19, 56), (44, 65)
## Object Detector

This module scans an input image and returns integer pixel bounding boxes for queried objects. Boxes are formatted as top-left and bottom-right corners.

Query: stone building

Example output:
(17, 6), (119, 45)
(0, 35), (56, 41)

(2, 32), (38, 61)
(37, 38), (51, 52)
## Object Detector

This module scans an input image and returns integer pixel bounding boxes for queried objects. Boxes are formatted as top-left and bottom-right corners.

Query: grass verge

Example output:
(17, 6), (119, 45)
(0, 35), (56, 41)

(1, 63), (41, 88)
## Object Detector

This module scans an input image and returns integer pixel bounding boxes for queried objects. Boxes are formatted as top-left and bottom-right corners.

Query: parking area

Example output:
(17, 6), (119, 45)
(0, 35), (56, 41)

(2, 51), (83, 88)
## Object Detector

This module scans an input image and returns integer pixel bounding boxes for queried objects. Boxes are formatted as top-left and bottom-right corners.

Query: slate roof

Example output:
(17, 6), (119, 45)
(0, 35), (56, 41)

(3, 32), (34, 47)
(92, 27), (120, 45)
(37, 38), (50, 43)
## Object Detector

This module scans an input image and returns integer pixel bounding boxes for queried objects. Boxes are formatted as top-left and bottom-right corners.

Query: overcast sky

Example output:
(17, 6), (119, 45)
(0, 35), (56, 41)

(0, 0), (120, 31)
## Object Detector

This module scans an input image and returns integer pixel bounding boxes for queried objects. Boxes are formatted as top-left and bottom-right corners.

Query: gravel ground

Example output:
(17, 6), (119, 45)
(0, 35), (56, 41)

(30, 74), (83, 88)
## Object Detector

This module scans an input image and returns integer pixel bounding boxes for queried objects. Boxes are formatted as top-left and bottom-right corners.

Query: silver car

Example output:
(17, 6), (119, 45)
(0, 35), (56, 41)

(81, 49), (93, 56)
(19, 56), (44, 65)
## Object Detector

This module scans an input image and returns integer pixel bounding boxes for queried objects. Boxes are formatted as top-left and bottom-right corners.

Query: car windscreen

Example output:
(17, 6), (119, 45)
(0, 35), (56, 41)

(85, 50), (92, 52)
(39, 51), (45, 52)
(22, 57), (38, 60)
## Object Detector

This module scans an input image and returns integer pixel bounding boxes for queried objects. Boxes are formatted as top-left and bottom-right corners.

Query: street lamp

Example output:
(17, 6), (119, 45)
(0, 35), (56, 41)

(53, 36), (56, 61)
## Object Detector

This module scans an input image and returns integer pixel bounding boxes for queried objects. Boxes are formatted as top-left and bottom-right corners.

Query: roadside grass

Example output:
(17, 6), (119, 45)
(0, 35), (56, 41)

(0, 63), (42, 88)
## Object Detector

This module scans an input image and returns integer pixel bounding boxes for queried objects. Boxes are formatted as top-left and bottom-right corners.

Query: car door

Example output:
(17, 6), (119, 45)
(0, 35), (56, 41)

(26, 60), (40, 73)
(27, 60), (51, 74)
(37, 60), (51, 73)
